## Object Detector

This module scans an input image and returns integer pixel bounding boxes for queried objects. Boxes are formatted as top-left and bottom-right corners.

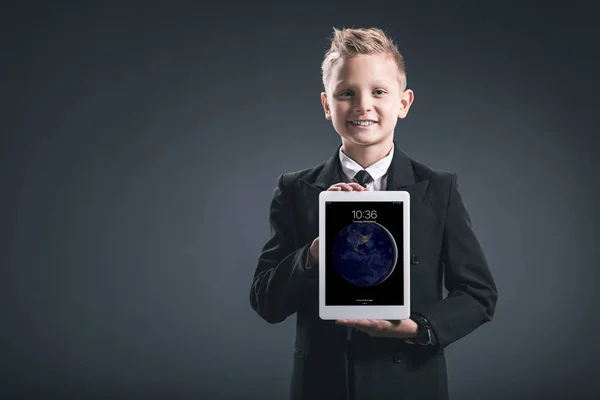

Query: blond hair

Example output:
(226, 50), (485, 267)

(321, 27), (407, 92)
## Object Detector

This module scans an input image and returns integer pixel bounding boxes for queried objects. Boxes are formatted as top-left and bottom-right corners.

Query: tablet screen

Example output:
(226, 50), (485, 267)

(325, 200), (404, 306)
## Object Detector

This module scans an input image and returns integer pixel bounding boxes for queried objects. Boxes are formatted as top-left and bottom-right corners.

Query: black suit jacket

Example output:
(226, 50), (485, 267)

(250, 142), (498, 400)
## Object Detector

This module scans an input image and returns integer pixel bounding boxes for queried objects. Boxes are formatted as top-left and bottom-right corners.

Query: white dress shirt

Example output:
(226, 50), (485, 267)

(338, 144), (394, 191)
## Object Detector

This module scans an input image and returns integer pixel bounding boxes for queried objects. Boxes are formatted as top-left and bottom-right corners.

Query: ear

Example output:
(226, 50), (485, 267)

(398, 89), (415, 119)
(321, 92), (332, 120)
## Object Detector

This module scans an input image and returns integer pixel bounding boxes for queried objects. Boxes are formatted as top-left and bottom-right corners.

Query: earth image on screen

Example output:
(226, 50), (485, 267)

(331, 222), (398, 287)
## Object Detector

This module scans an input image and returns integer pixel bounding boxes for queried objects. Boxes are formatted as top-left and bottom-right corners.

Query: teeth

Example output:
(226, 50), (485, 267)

(351, 121), (374, 126)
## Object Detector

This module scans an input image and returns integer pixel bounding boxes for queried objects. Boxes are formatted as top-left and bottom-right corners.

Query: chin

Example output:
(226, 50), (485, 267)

(340, 131), (387, 147)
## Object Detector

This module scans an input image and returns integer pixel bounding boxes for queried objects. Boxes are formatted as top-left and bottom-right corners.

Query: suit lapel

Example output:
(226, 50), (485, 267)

(298, 145), (342, 233)
(300, 144), (344, 193)
(385, 143), (429, 202)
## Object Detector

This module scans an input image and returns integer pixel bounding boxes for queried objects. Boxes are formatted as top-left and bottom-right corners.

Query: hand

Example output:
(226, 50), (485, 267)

(335, 318), (419, 339)
(309, 182), (369, 263)
(326, 182), (370, 192)
(308, 237), (319, 263)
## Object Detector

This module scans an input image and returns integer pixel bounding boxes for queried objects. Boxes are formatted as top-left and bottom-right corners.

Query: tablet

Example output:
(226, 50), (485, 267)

(318, 190), (410, 320)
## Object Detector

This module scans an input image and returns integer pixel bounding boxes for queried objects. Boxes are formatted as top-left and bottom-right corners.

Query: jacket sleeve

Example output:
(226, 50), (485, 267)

(414, 172), (498, 349)
(250, 174), (317, 324)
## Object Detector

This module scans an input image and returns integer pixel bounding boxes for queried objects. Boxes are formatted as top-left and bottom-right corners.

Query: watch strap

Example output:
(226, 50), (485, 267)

(406, 314), (437, 346)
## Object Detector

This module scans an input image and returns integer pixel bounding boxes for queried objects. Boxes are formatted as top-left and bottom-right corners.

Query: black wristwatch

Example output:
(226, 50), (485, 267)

(406, 314), (437, 346)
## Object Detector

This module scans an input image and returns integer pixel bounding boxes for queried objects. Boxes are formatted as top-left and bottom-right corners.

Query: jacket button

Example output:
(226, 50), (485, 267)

(411, 254), (420, 265)
(393, 352), (404, 363)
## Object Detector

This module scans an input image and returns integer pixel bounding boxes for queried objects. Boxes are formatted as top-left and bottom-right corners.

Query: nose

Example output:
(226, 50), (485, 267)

(354, 92), (372, 113)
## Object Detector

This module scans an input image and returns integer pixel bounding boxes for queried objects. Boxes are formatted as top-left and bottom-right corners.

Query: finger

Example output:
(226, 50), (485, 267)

(327, 186), (342, 191)
(363, 320), (383, 331)
(338, 320), (372, 328)
(338, 183), (355, 191)
(336, 319), (371, 328)
(362, 320), (392, 333)
(332, 183), (359, 191)
(328, 182), (368, 191)
(369, 319), (393, 328)
(355, 326), (390, 337)
(346, 183), (367, 191)
(336, 319), (359, 327)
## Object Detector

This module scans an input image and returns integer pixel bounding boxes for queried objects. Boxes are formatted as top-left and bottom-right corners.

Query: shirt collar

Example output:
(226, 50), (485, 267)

(338, 144), (394, 182)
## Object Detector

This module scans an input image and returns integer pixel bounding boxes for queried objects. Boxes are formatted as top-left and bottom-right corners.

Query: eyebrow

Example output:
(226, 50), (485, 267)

(333, 80), (392, 88)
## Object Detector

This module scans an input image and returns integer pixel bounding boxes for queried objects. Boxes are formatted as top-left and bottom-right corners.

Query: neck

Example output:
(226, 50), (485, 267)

(341, 139), (394, 169)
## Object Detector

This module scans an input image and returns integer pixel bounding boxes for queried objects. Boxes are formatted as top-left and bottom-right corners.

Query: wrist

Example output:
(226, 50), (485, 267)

(407, 318), (419, 337)
(405, 314), (437, 345)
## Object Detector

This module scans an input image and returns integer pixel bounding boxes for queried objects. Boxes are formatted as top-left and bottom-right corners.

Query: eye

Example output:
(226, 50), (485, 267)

(373, 89), (387, 95)
(339, 90), (352, 97)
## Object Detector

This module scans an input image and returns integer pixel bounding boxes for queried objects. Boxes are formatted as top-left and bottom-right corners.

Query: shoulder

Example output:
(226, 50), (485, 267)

(407, 157), (463, 217)
(404, 158), (462, 228)
(410, 157), (456, 192)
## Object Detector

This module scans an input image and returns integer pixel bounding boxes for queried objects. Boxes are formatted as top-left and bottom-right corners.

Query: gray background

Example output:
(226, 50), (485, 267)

(2, 1), (599, 399)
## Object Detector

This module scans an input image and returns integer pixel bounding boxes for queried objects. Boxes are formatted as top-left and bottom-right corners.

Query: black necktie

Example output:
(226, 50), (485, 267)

(353, 170), (373, 187)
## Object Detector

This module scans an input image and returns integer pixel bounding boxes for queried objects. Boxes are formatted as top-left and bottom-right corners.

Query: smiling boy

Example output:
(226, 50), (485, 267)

(250, 27), (498, 400)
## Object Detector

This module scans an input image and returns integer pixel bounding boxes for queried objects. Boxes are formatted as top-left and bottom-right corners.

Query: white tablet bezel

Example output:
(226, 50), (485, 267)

(318, 190), (410, 320)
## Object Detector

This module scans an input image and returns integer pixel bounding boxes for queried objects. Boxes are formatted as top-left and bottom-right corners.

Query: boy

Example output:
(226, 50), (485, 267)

(250, 27), (498, 400)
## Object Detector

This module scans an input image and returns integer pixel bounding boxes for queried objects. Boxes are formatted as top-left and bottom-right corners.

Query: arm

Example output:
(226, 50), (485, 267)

(413, 172), (498, 350)
(249, 174), (317, 324)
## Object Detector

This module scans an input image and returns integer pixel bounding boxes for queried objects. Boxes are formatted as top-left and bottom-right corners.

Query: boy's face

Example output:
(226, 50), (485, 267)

(321, 54), (413, 148)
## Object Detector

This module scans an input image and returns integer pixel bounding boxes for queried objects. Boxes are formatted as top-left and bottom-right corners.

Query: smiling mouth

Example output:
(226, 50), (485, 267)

(349, 120), (377, 126)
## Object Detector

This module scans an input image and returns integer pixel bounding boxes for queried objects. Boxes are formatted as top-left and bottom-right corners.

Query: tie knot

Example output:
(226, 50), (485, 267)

(354, 170), (373, 187)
